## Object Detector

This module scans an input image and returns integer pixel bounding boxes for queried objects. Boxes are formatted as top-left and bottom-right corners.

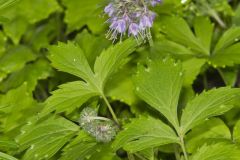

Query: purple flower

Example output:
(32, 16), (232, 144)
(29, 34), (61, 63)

(123, 14), (131, 23)
(104, 3), (114, 16)
(115, 19), (127, 33)
(149, 11), (156, 21)
(109, 20), (118, 29)
(150, 0), (162, 6)
(104, 0), (162, 42)
(107, 19), (126, 41)
(139, 15), (153, 29)
(129, 23), (139, 36)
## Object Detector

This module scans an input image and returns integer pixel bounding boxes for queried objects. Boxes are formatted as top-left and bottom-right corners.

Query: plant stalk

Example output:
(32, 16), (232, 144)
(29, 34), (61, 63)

(101, 94), (119, 124)
(180, 136), (188, 160)
(205, 4), (226, 28)
(174, 145), (181, 160)
(217, 68), (228, 86)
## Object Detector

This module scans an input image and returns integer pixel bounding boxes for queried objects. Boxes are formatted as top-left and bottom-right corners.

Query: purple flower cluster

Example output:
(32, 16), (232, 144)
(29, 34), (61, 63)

(104, 0), (162, 42)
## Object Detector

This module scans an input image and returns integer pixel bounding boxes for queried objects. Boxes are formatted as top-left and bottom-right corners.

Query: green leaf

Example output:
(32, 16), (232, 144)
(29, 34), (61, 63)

(0, 138), (18, 151)
(232, 5), (240, 26)
(61, 131), (119, 160)
(0, 0), (60, 44)
(217, 67), (238, 87)
(182, 58), (206, 86)
(112, 116), (180, 153)
(16, 116), (79, 160)
(3, 17), (29, 44)
(210, 27), (240, 66)
(209, 0), (234, 16)
(213, 27), (240, 54)
(0, 31), (7, 58)
(210, 43), (240, 66)
(0, 59), (53, 92)
(62, 0), (105, 33)
(181, 87), (240, 134)
(106, 63), (138, 106)
(134, 58), (183, 128)
(60, 131), (97, 160)
(137, 148), (155, 160)
(17, 0), (60, 24)
(23, 17), (60, 51)
(94, 38), (137, 89)
(233, 120), (240, 143)
(159, 16), (209, 55)
(48, 42), (95, 83)
(40, 81), (99, 116)
(0, 152), (18, 160)
(186, 118), (231, 153)
(74, 30), (110, 67)
(0, 0), (19, 10)
(88, 145), (120, 160)
(43, 39), (137, 116)
(0, 83), (37, 132)
(154, 40), (194, 56)
(193, 16), (214, 52)
(194, 0), (234, 17)
(190, 143), (240, 160)
(0, 45), (36, 82)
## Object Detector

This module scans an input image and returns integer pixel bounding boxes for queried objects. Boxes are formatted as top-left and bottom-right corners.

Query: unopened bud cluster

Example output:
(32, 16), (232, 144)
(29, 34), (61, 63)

(104, 0), (162, 42)
(78, 107), (118, 143)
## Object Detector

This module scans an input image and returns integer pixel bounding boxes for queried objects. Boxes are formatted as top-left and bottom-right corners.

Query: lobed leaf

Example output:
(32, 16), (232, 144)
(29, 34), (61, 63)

(186, 118), (231, 153)
(62, 0), (105, 33)
(210, 43), (240, 66)
(112, 116), (180, 153)
(190, 143), (240, 160)
(134, 58), (183, 128)
(43, 39), (137, 116)
(0, 45), (36, 82)
(94, 38), (137, 89)
(16, 116), (79, 160)
(0, 0), (60, 44)
(194, 16), (214, 52)
(61, 131), (119, 160)
(48, 42), (95, 83)
(159, 16), (209, 55)
(0, 83), (37, 132)
(0, 59), (53, 92)
(181, 87), (240, 134)
(40, 81), (99, 116)
(213, 27), (240, 54)
(182, 58), (206, 86)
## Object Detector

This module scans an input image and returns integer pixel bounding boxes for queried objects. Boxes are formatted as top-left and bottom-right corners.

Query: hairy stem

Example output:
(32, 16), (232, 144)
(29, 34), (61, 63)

(101, 94), (119, 124)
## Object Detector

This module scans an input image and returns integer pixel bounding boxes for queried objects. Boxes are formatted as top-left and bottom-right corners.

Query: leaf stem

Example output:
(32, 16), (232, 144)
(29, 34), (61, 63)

(180, 136), (188, 160)
(203, 73), (208, 90)
(101, 94), (119, 124)
(205, 4), (226, 28)
(217, 68), (228, 86)
(174, 144), (181, 160)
